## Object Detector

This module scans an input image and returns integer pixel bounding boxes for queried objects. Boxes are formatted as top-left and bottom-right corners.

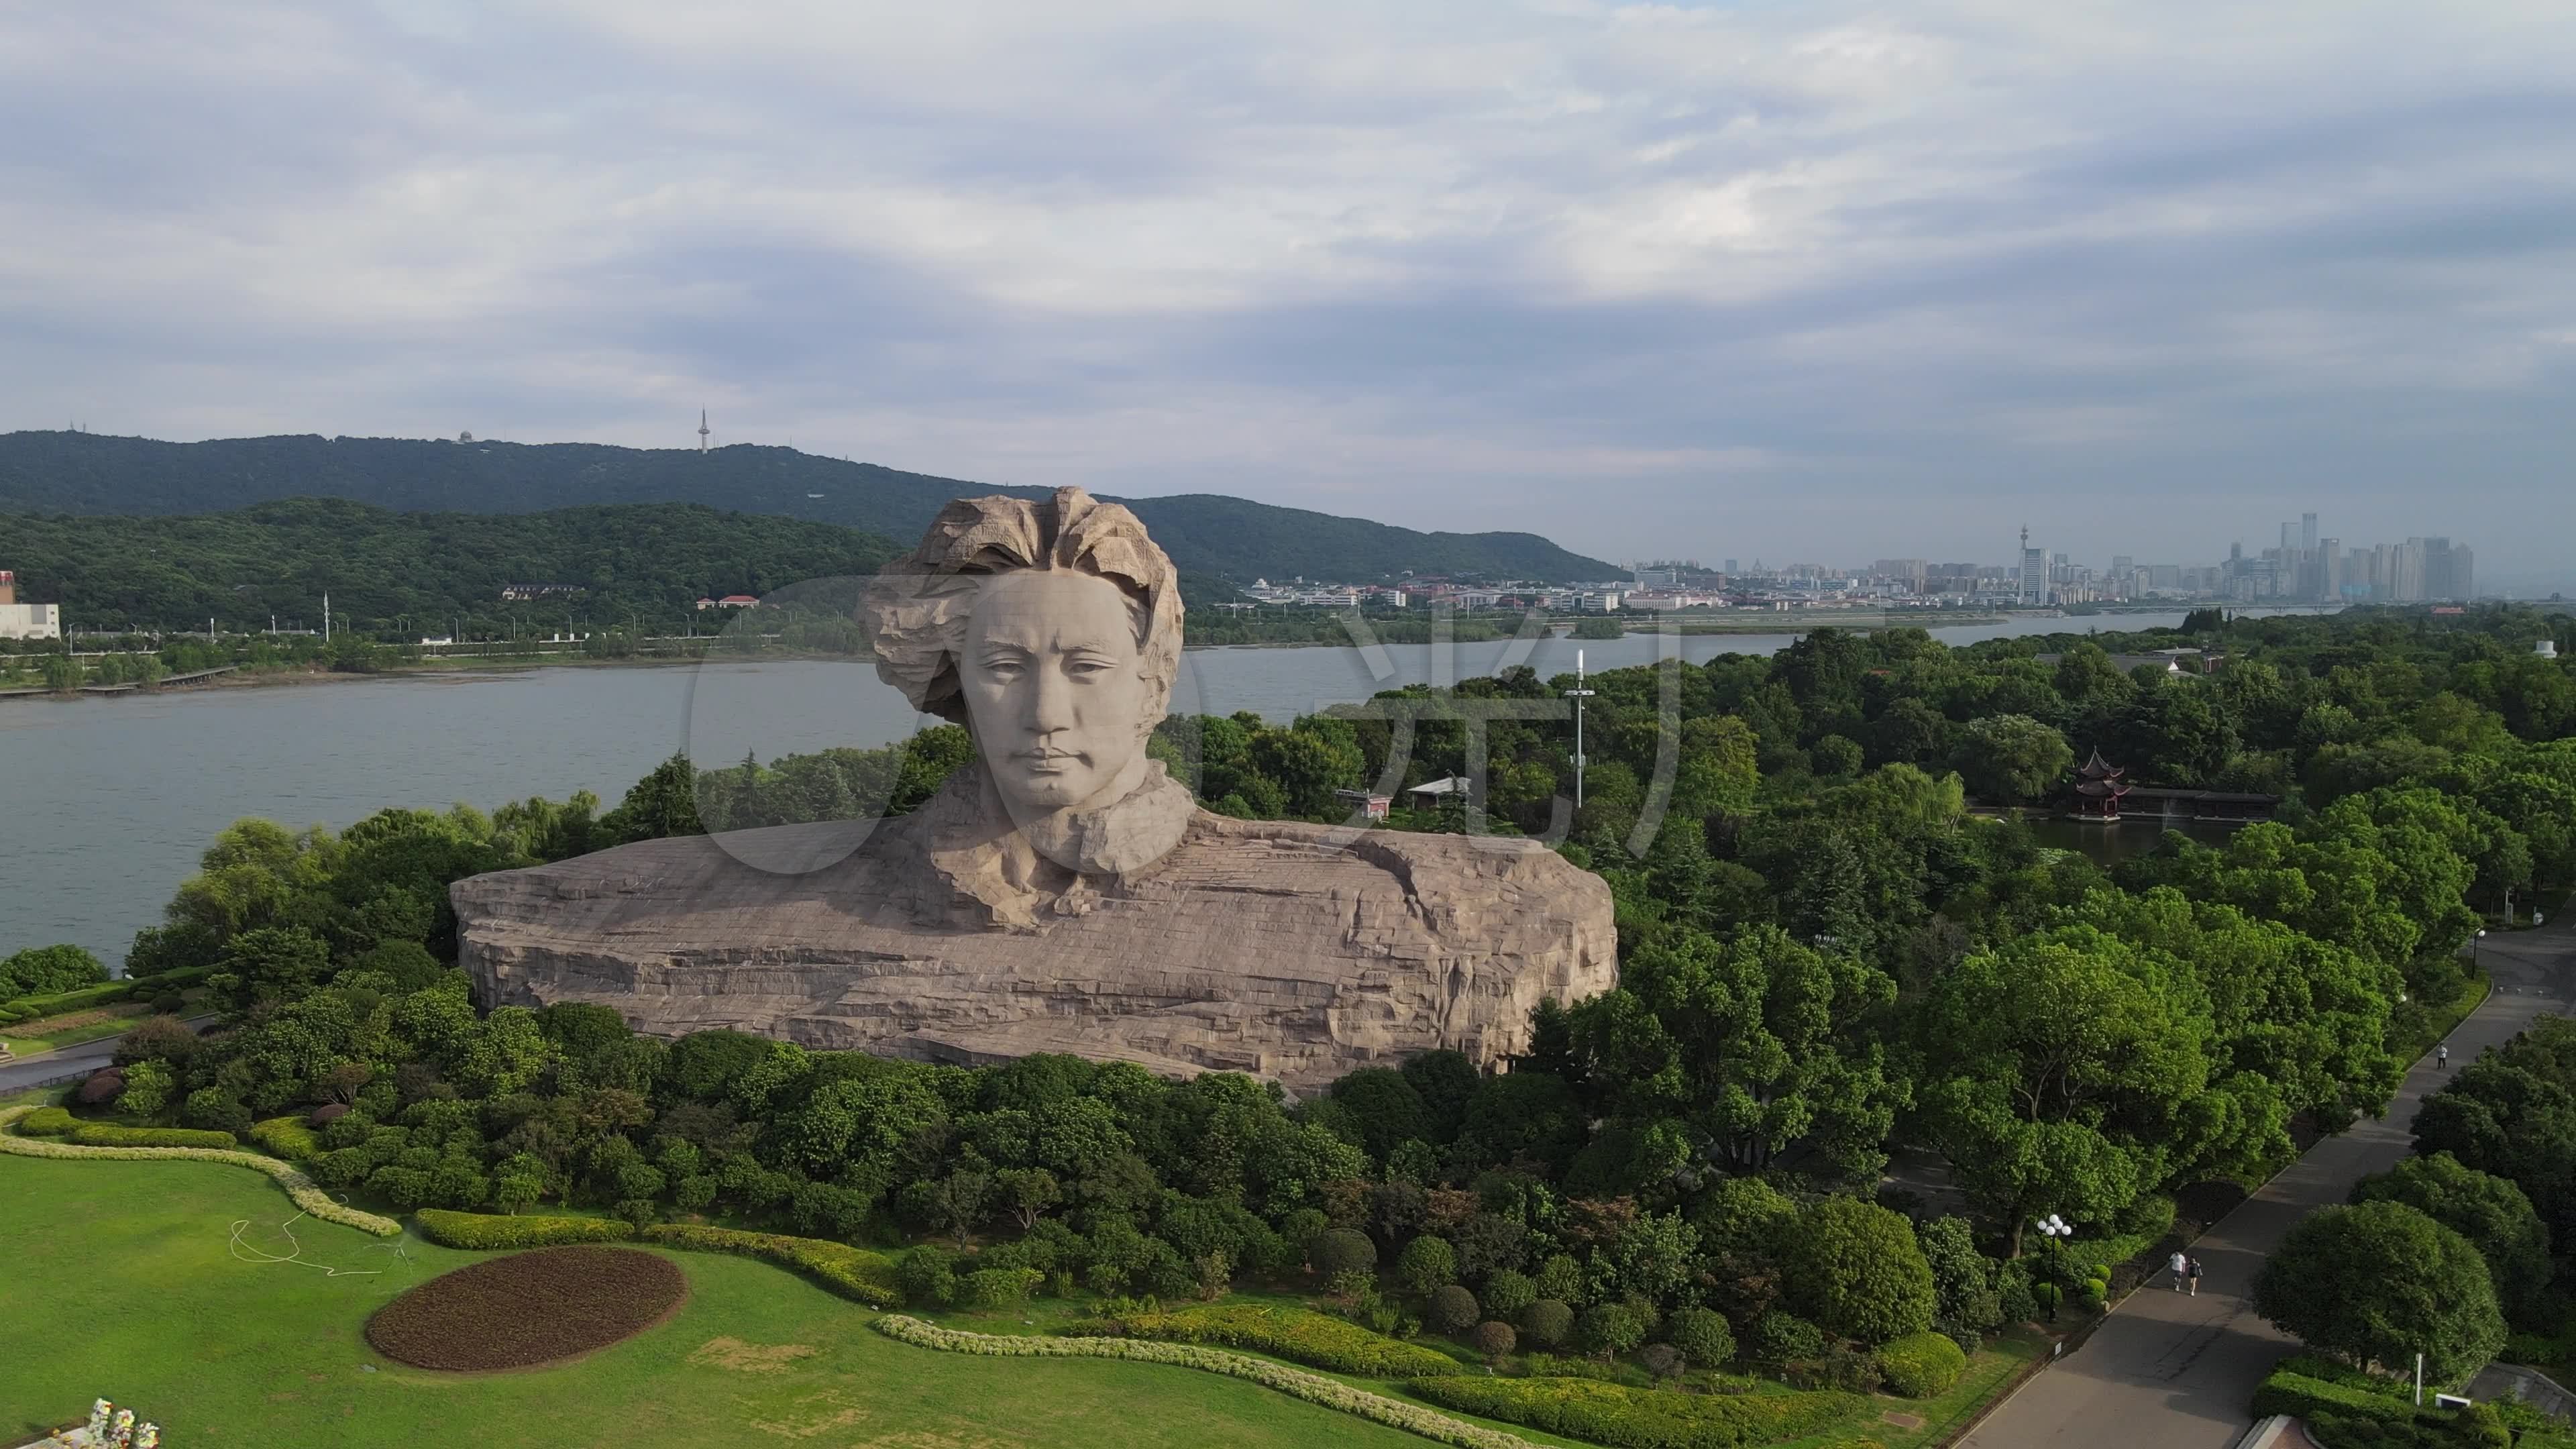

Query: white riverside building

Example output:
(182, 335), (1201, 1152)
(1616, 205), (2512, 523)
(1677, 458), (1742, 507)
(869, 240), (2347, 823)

(0, 570), (61, 641)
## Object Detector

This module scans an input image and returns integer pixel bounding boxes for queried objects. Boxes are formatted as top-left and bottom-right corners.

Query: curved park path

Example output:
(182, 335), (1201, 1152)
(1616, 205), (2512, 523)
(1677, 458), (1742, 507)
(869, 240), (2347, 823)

(1963, 916), (2576, 1449)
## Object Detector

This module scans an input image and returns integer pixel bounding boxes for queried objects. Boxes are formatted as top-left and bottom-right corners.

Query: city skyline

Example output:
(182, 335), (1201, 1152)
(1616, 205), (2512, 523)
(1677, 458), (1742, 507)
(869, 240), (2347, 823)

(1, 4), (2570, 592)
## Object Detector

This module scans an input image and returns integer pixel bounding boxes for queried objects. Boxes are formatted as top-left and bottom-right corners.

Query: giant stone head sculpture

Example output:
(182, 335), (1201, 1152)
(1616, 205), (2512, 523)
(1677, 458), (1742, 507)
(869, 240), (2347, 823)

(862, 488), (1185, 831)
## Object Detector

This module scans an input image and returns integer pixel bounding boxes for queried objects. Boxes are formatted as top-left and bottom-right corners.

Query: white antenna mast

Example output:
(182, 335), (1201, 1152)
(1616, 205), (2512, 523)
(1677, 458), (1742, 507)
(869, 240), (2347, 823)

(1563, 648), (1596, 809)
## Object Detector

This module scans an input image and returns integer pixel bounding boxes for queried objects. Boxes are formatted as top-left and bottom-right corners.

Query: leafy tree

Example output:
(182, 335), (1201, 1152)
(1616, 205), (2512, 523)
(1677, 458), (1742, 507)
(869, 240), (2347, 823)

(2351, 1151), (2553, 1330)
(1572, 924), (1903, 1179)
(205, 925), (333, 1016)
(1916, 931), (2221, 1254)
(0, 944), (108, 999)
(994, 1168), (1064, 1231)
(1951, 714), (2074, 804)
(2251, 1201), (2505, 1381)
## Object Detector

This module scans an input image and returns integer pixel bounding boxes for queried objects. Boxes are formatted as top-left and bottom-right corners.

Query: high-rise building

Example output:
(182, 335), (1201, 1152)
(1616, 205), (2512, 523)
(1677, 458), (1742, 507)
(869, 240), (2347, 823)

(2302, 513), (2318, 551)
(1723, 559), (1739, 575)
(2018, 526), (2047, 605)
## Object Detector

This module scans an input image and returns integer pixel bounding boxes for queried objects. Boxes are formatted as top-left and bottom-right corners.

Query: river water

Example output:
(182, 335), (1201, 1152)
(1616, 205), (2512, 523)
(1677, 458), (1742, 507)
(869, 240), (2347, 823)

(0, 608), (2324, 968)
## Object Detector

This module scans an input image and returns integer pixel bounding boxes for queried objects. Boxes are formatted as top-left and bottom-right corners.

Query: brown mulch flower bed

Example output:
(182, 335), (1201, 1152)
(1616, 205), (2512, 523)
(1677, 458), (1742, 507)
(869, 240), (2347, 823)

(366, 1246), (688, 1371)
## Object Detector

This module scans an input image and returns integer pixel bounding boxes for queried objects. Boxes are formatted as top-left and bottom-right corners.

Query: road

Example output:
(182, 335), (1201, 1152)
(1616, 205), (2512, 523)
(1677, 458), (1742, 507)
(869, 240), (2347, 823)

(1962, 918), (2576, 1449)
(0, 1015), (218, 1095)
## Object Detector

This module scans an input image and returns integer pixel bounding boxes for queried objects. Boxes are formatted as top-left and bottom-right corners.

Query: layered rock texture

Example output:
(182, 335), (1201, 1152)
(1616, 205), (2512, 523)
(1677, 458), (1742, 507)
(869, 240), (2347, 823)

(451, 767), (1617, 1092)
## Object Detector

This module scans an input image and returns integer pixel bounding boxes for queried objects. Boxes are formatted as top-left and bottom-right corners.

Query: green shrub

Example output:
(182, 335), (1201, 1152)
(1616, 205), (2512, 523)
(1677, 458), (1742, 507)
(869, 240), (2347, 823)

(1429, 1284), (1481, 1335)
(1066, 1303), (1464, 1378)
(963, 1266), (1045, 1309)
(1877, 1330), (1968, 1397)
(1472, 1320), (1517, 1360)
(1666, 1307), (1737, 1370)
(1582, 1301), (1648, 1358)
(902, 1246), (958, 1307)
(68, 1123), (237, 1149)
(2249, 1370), (2428, 1430)
(1483, 1268), (1538, 1320)
(15, 1106), (76, 1136)
(635, 1223), (903, 1308)
(1519, 1299), (1576, 1348)
(1750, 1311), (1825, 1364)
(248, 1116), (323, 1163)
(415, 1209), (635, 1249)
(1409, 1375), (1860, 1449)
(1399, 1235), (1459, 1295)
(1314, 1228), (1379, 1278)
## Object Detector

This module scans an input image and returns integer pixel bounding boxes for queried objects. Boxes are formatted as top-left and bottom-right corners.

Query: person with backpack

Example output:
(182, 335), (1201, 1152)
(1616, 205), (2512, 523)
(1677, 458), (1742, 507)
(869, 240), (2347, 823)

(2186, 1256), (2204, 1296)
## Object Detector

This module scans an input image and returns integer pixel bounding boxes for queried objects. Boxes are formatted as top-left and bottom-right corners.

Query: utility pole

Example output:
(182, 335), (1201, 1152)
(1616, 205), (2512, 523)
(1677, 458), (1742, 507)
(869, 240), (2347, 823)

(1563, 648), (1596, 809)
(323, 591), (331, 643)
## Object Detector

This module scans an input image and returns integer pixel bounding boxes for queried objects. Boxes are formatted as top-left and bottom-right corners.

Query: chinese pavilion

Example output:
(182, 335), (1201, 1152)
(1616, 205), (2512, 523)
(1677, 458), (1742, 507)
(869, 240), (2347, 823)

(2070, 748), (2131, 821)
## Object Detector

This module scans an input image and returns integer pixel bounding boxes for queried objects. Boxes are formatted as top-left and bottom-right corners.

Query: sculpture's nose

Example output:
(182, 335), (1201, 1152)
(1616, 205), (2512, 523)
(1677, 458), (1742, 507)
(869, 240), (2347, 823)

(1029, 655), (1073, 735)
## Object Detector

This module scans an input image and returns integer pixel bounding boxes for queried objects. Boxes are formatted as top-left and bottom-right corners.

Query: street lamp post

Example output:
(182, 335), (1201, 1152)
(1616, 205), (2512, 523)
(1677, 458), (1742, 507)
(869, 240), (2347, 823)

(2473, 928), (2489, 968)
(2035, 1214), (2073, 1324)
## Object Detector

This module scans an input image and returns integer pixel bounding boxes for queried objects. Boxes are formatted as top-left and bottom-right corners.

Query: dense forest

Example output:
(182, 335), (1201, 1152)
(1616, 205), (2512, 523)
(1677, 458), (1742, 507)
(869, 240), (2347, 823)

(0, 498), (902, 634)
(23, 602), (2576, 1421)
(0, 430), (1621, 584)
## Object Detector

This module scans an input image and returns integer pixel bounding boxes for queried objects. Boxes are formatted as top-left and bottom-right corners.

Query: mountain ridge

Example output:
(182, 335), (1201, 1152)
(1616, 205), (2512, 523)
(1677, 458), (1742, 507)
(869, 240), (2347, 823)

(0, 430), (1621, 584)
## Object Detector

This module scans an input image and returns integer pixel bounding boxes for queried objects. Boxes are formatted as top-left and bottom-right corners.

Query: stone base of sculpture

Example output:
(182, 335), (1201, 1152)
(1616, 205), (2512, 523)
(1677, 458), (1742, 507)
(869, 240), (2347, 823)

(451, 769), (1615, 1093)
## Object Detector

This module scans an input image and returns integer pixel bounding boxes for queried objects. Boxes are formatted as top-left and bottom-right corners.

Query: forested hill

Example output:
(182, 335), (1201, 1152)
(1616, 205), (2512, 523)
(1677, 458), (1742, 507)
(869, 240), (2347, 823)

(0, 498), (904, 633)
(0, 430), (1621, 583)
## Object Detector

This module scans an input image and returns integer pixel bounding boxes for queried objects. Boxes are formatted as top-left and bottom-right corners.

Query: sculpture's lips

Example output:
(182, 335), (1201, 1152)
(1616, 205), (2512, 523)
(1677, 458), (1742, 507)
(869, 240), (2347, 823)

(1018, 750), (1084, 769)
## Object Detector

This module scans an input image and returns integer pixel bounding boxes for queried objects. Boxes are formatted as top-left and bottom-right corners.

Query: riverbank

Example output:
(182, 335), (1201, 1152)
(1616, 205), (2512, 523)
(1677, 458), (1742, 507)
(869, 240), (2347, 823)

(0, 608), (2126, 702)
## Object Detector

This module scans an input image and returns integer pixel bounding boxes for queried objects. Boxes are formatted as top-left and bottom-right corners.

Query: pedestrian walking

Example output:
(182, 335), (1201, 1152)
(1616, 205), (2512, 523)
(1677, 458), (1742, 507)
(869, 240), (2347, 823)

(2186, 1256), (2203, 1296)
(2438, 1043), (2451, 1070)
(2168, 1248), (2188, 1290)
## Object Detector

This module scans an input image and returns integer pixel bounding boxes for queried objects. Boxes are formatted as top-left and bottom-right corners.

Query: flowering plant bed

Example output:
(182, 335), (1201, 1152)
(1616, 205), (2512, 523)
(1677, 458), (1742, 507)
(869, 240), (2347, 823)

(1406, 1374), (1863, 1449)
(1062, 1302), (1466, 1378)
(875, 1315), (1537, 1449)
(364, 1244), (687, 1371)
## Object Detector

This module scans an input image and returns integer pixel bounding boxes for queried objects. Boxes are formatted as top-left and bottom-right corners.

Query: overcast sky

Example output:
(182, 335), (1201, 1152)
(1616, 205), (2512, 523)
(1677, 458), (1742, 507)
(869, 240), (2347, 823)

(3, 2), (2570, 586)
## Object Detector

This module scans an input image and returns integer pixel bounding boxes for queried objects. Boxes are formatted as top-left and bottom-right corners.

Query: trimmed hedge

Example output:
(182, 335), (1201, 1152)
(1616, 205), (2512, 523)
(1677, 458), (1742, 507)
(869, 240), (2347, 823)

(876, 1315), (1538, 1449)
(2251, 1370), (2426, 1430)
(1407, 1375), (1861, 1449)
(636, 1223), (904, 1309)
(70, 1123), (239, 1149)
(1, 981), (135, 1021)
(0, 1104), (400, 1236)
(1065, 1303), (1466, 1378)
(250, 1116), (324, 1163)
(15, 1106), (76, 1136)
(415, 1208), (636, 1250)
(1877, 1331), (1968, 1398)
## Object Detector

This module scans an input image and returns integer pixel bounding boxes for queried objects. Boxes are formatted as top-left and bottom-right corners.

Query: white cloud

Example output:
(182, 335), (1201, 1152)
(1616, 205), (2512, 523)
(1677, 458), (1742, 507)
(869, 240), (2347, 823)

(2, 1), (2573, 575)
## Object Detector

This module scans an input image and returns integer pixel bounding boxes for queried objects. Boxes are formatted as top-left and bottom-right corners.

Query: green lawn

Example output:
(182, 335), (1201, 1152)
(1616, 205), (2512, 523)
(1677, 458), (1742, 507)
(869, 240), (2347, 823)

(0, 1152), (1445, 1449)
(2, 1122), (2048, 1449)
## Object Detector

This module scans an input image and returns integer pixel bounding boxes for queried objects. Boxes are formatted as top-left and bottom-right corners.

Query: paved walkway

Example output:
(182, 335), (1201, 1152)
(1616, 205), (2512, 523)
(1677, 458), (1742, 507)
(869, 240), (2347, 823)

(1962, 919), (2576, 1449)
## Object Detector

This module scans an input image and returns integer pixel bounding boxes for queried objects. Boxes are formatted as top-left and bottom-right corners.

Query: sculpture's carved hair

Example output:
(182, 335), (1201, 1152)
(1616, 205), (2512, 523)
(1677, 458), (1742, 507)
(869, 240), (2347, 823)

(862, 486), (1183, 730)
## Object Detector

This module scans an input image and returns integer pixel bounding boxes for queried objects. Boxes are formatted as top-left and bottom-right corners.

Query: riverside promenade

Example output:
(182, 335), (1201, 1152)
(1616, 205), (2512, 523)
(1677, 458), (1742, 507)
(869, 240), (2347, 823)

(1962, 916), (2576, 1449)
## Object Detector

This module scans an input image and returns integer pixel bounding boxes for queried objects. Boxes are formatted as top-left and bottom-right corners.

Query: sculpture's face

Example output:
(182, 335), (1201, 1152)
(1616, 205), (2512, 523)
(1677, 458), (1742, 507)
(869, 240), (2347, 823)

(958, 568), (1155, 816)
